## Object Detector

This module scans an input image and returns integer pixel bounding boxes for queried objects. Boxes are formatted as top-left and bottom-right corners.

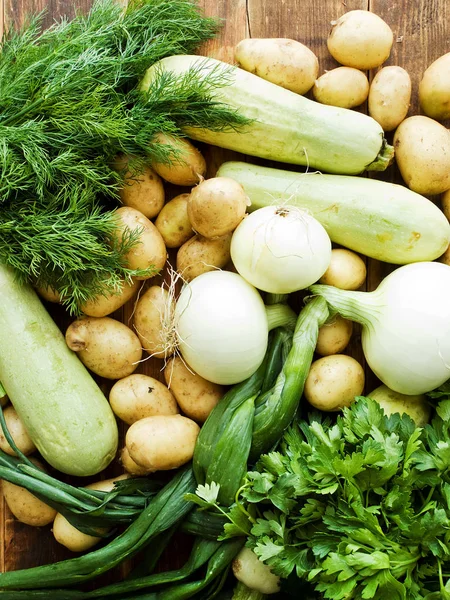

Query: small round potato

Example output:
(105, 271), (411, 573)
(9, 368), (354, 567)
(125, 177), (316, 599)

(0, 405), (36, 457)
(327, 10), (393, 70)
(126, 414), (200, 472)
(319, 249), (366, 290)
(316, 315), (353, 357)
(133, 286), (176, 359)
(393, 116), (450, 195)
(114, 155), (165, 219)
(85, 474), (130, 492)
(80, 279), (140, 318)
(313, 67), (369, 108)
(368, 384), (430, 427)
(53, 513), (107, 553)
(419, 52), (450, 121)
(152, 134), (206, 186)
(155, 193), (194, 248)
(368, 66), (412, 132)
(176, 233), (232, 281)
(164, 357), (223, 423)
(65, 316), (142, 379)
(187, 177), (249, 239)
(114, 207), (167, 279)
(35, 284), (61, 304)
(109, 374), (179, 425)
(235, 37), (318, 95)
(305, 354), (365, 411)
(120, 446), (152, 475)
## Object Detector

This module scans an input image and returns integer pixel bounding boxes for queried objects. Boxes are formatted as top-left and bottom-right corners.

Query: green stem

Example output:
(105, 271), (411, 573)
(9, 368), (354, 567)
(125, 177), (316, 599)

(232, 581), (266, 600)
(308, 284), (383, 328)
(265, 303), (297, 331)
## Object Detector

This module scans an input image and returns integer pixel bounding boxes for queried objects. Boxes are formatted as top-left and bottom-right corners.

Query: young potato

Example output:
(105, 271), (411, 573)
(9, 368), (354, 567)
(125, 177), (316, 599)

(176, 233), (232, 281)
(441, 189), (450, 221)
(151, 133), (206, 186)
(0, 405), (36, 456)
(65, 316), (142, 379)
(114, 207), (167, 279)
(327, 10), (393, 70)
(155, 193), (194, 248)
(187, 177), (249, 238)
(164, 357), (223, 423)
(235, 37), (318, 95)
(85, 473), (130, 492)
(313, 67), (369, 109)
(419, 52), (450, 121)
(305, 354), (365, 411)
(393, 116), (450, 195)
(133, 286), (176, 359)
(368, 66), (412, 132)
(316, 315), (353, 357)
(126, 414), (200, 472)
(114, 155), (165, 219)
(319, 249), (366, 290)
(368, 384), (430, 427)
(120, 446), (152, 476)
(80, 278), (140, 318)
(109, 374), (179, 425)
(35, 284), (61, 304)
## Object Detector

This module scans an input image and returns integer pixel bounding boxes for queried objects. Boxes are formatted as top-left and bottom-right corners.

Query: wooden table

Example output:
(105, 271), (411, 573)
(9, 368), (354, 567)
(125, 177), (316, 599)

(1, 0), (449, 580)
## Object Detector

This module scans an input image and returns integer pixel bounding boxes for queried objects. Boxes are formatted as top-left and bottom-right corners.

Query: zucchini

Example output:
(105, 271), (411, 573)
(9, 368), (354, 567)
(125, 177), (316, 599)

(141, 55), (393, 175)
(216, 161), (450, 264)
(0, 265), (118, 476)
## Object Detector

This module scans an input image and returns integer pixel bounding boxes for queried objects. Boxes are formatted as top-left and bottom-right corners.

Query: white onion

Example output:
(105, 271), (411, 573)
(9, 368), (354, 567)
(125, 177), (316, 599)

(230, 205), (332, 294)
(174, 271), (268, 385)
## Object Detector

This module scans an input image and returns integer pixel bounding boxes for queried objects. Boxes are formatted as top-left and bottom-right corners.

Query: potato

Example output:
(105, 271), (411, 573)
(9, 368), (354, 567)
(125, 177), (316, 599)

(304, 354), (365, 411)
(52, 513), (106, 553)
(114, 155), (165, 219)
(0, 405), (36, 456)
(419, 52), (450, 121)
(327, 10), (393, 70)
(316, 315), (353, 357)
(133, 286), (176, 359)
(80, 278), (140, 318)
(155, 193), (194, 248)
(164, 357), (223, 423)
(109, 374), (179, 425)
(393, 116), (450, 195)
(368, 66), (412, 132)
(235, 37), (318, 95)
(319, 249), (366, 290)
(114, 207), (167, 279)
(368, 384), (430, 427)
(442, 188), (450, 221)
(35, 284), (61, 304)
(126, 414), (200, 472)
(313, 67), (369, 109)
(152, 134), (206, 186)
(187, 177), (248, 238)
(120, 446), (152, 475)
(65, 316), (142, 379)
(85, 474), (129, 492)
(176, 233), (232, 281)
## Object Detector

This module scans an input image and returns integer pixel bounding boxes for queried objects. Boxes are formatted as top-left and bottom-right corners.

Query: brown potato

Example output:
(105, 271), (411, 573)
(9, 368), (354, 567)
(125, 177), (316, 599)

(235, 37), (318, 95)
(120, 446), (152, 475)
(176, 233), (232, 282)
(0, 405), (36, 456)
(126, 415), (200, 472)
(319, 249), (366, 290)
(155, 193), (194, 248)
(164, 357), (223, 423)
(316, 315), (353, 357)
(419, 52), (450, 121)
(114, 207), (167, 279)
(65, 316), (142, 379)
(368, 66), (411, 132)
(80, 279), (140, 318)
(133, 286), (176, 359)
(313, 67), (369, 109)
(35, 284), (61, 304)
(109, 374), (179, 425)
(152, 134), (206, 186)
(114, 155), (165, 219)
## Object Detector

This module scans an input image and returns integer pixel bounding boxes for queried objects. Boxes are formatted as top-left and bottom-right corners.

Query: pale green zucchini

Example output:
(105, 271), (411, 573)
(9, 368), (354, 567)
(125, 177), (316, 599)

(217, 161), (450, 264)
(141, 55), (393, 175)
(0, 265), (118, 476)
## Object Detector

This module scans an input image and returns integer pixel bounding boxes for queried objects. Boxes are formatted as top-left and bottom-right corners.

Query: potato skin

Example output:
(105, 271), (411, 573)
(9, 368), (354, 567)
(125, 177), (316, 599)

(114, 207), (167, 279)
(316, 315), (353, 357)
(0, 405), (36, 456)
(319, 249), (366, 290)
(313, 67), (369, 109)
(109, 374), (179, 425)
(126, 414), (200, 471)
(53, 513), (104, 552)
(114, 155), (165, 219)
(65, 316), (142, 379)
(368, 66), (411, 132)
(80, 279), (140, 318)
(327, 10), (393, 70)
(235, 37), (318, 95)
(442, 189), (450, 221)
(164, 357), (223, 423)
(120, 446), (152, 475)
(368, 384), (430, 426)
(419, 52), (450, 121)
(152, 134), (206, 186)
(133, 286), (175, 359)
(393, 116), (450, 195)
(176, 233), (232, 281)
(155, 193), (194, 248)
